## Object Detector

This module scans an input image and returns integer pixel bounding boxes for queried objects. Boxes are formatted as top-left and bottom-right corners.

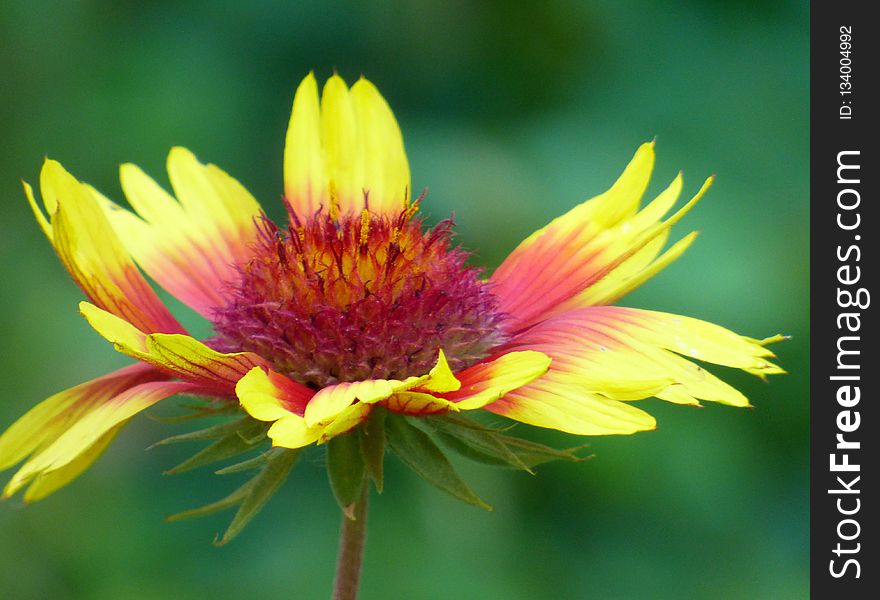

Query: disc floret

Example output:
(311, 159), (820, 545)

(213, 205), (506, 388)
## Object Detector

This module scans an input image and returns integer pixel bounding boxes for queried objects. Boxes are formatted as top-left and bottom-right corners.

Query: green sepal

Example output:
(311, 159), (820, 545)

(149, 416), (251, 448)
(385, 414), (492, 511)
(215, 448), (284, 475)
(431, 430), (526, 470)
(166, 482), (251, 522)
(425, 414), (586, 471)
(359, 407), (387, 493)
(327, 432), (366, 517)
(164, 418), (269, 474)
(166, 448), (300, 546)
(146, 402), (241, 424)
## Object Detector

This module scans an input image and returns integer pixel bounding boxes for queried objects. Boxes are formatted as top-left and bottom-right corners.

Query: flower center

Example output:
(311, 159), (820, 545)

(212, 207), (506, 388)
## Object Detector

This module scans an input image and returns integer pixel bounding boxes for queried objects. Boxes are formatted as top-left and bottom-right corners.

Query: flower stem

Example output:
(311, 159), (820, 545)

(332, 480), (369, 600)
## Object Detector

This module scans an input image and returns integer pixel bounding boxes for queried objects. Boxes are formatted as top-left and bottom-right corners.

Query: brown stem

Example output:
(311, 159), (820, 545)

(331, 480), (369, 600)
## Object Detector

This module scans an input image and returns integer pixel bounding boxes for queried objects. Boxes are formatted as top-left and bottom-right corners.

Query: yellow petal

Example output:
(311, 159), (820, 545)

(508, 142), (655, 253)
(488, 378), (657, 435)
(349, 77), (410, 213)
(578, 231), (699, 307)
(268, 415), (322, 449)
(383, 392), (458, 415)
(321, 74), (361, 211)
(238, 351), (462, 445)
(265, 402), (372, 448)
(318, 403), (373, 442)
(417, 349), (461, 393)
(379, 350), (548, 416)
(283, 73), (410, 217)
(303, 349), (463, 426)
(284, 72), (325, 215)
(23, 180), (51, 238)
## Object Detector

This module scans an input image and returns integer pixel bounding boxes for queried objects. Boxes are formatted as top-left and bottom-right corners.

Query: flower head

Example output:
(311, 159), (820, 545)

(1, 73), (783, 524)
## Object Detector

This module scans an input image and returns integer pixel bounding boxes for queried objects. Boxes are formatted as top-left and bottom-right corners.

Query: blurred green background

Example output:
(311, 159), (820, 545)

(0, 1), (807, 598)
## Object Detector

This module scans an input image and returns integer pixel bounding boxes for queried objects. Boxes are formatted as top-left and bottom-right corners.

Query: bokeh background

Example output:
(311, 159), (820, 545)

(0, 1), (808, 598)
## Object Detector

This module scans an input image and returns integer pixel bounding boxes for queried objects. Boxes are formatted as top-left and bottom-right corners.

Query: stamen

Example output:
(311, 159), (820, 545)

(328, 179), (339, 222)
(359, 209), (371, 252)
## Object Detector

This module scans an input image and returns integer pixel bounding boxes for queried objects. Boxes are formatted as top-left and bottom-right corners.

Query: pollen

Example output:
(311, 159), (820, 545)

(212, 206), (507, 388)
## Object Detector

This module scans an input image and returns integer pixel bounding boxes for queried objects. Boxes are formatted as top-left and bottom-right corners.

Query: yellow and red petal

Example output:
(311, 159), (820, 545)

(595, 307), (786, 377)
(236, 367), (320, 448)
(20, 423), (122, 503)
(440, 351), (552, 410)
(235, 367), (313, 421)
(491, 143), (712, 333)
(3, 378), (196, 499)
(284, 73), (410, 217)
(237, 350), (466, 446)
(25, 160), (184, 334)
(0, 364), (163, 473)
(318, 403), (373, 443)
(304, 379), (409, 427)
(382, 392), (459, 416)
(236, 367), (372, 448)
(80, 302), (272, 395)
(499, 306), (784, 410)
(381, 351), (551, 416)
(97, 148), (264, 318)
(302, 349), (460, 426)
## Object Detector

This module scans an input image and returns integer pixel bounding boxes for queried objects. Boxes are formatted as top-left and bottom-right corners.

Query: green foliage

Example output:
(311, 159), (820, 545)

(214, 448), (285, 475)
(326, 432), (366, 517)
(157, 414), (294, 544)
(167, 448), (300, 546)
(162, 418), (269, 474)
(424, 414), (587, 472)
(148, 404), (583, 546)
(359, 408), (387, 492)
(385, 414), (492, 511)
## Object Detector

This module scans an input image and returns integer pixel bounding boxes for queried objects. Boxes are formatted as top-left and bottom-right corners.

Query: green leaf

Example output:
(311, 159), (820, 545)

(165, 448), (300, 545)
(385, 414), (492, 511)
(146, 402), (241, 424)
(149, 416), (251, 448)
(215, 448), (283, 475)
(431, 430), (526, 469)
(166, 481), (254, 522)
(359, 408), (386, 492)
(327, 432), (366, 516)
(165, 419), (268, 474)
(428, 419), (531, 471)
(426, 414), (586, 470)
(498, 435), (587, 467)
(437, 412), (515, 433)
(216, 448), (300, 546)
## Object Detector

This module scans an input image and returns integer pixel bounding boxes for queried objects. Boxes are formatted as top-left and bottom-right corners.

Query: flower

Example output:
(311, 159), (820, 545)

(0, 73), (783, 507)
